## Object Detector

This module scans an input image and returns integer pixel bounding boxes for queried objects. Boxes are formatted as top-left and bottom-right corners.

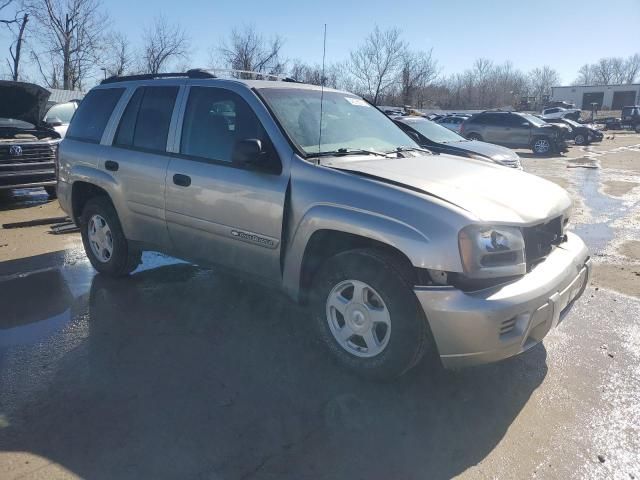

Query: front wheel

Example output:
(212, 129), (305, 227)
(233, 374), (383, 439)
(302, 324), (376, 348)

(310, 249), (433, 380)
(80, 196), (141, 276)
(574, 133), (587, 145)
(532, 137), (552, 155)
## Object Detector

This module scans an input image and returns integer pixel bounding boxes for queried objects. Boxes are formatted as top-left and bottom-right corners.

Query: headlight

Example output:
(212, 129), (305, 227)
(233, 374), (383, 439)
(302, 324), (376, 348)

(458, 225), (526, 278)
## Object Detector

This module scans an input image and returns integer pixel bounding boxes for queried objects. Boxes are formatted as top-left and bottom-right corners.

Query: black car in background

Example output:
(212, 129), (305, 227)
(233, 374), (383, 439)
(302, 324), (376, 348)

(393, 116), (522, 169)
(544, 118), (603, 145)
(621, 105), (640, 133)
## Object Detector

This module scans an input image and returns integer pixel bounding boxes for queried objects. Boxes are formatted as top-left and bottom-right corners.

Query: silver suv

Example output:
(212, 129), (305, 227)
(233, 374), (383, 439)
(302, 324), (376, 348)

(461, 111), (569, 155)
(58, 70), (590, 379)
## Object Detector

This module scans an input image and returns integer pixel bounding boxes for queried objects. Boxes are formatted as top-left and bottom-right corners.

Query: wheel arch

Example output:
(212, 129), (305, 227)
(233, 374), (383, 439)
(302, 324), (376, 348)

(282, 205), (432, 303)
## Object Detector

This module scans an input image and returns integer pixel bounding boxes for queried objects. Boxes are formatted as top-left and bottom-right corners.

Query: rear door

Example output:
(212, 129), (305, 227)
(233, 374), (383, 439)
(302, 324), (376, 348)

(164, 84), (289, 280)
(104, 84), (180, 249)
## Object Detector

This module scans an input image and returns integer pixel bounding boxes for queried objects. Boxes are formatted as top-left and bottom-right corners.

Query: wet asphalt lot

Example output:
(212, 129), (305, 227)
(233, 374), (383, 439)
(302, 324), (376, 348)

(1, 134), (639, 479)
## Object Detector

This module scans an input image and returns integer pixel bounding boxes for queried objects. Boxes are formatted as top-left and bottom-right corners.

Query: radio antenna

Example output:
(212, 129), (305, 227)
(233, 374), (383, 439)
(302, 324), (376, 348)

(318, 23), (327, 156)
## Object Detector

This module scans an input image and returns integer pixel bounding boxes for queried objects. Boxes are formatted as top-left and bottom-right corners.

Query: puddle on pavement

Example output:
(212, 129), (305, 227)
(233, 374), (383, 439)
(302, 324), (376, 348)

(570, 168), (626, 254)
(0, 251), (184, 348)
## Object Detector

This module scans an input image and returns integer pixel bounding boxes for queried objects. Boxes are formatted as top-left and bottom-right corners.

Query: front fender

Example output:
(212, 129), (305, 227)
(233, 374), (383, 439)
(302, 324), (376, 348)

(282, 204), (454, 300)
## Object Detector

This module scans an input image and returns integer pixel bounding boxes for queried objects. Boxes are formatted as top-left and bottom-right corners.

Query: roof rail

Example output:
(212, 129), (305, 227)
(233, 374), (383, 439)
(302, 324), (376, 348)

(101, 68), (298, 85)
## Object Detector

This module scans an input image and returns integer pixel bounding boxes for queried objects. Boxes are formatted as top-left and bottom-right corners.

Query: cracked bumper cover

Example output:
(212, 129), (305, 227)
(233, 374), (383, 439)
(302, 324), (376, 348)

(414, 232), (590, 369)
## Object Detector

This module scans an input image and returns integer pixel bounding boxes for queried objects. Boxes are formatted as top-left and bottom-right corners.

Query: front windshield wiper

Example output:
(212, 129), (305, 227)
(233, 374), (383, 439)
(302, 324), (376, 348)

(392, 146), (433, 154)
(308, 148), (390, 158)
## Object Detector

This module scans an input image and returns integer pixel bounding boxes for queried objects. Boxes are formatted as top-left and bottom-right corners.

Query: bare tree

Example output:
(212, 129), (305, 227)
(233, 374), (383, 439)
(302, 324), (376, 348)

(289, 59), (341, 88)
(574, 63), (595, 85)
(623, 53), (640, 84)
(26, 0), (108, 89)
(3, 9), (29, 81)
(142, 15), (190, 75)
(528, 65), (560, 102)
(399, 49), (439, 107)
(592, 57), (615, 85)
(103, 31), (132, 77)
(215, 25), (285, 75)
(348, 26), (407, 105)
(574, 54), (640, 85)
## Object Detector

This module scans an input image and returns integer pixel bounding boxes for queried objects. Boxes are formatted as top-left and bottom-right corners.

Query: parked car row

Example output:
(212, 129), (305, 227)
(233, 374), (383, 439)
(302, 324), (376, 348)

(392, 116), (522, 169)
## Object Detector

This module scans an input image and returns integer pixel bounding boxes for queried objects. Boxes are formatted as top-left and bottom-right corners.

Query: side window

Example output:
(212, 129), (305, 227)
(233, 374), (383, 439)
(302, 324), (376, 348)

(480, 113), (499, 125)
(479, 114), (498, 125)
(66, 88), (124, 143)
(505, 115), (526, 127)
(114, 86), (178, 152)
(180, 87), (269, 163)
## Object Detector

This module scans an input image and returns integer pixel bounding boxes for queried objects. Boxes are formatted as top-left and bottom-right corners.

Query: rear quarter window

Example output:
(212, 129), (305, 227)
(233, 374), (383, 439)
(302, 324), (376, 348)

(66, 88), (124, 143)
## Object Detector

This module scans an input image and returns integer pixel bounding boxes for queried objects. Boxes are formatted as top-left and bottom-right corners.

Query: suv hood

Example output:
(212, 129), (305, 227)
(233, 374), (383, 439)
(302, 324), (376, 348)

(0, 81), (51, 127)
(325, 154), (571, 224)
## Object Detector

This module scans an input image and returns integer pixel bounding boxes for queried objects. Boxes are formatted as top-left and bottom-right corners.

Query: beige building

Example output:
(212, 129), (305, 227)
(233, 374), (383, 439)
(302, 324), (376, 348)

(551, 84), (640, 110)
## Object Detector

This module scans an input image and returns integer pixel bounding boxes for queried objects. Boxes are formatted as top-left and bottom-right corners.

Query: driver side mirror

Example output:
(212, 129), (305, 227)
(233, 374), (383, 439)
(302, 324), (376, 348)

(231, 138), (281, 174)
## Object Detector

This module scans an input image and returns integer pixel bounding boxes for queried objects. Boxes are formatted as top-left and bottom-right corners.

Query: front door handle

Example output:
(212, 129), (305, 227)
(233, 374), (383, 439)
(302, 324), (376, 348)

(105, 160), (119, 171)
(173, 173), (191, 187)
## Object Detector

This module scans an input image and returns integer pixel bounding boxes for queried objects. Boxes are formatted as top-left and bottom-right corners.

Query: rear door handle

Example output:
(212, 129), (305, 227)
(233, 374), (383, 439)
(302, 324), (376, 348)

(173, 173), (191, 187)
(105, 160), (119, 171)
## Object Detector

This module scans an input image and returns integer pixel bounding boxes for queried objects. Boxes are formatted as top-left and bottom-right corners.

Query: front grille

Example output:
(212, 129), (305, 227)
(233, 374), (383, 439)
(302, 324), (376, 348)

(0, 143), (57, 162)
(0, 143), (57, 173)
(522, 216), (565, 269)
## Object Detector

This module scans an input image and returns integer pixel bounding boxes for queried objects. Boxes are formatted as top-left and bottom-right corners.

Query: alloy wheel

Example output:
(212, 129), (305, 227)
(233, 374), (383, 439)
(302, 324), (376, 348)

(326, 279), (391, 358)
(88, 214), (114, 263)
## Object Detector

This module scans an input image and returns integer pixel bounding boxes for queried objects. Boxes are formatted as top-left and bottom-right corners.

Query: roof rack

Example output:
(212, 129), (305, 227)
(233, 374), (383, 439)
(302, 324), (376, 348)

(101, 68), (298, 85)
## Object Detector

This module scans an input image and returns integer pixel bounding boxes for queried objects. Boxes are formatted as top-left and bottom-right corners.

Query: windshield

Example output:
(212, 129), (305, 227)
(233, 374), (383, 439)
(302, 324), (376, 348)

(521, 113), (547, 127)
(257, 88), (420, 156)
(401, 118), (465, 143)
(45, 102), (76, 124)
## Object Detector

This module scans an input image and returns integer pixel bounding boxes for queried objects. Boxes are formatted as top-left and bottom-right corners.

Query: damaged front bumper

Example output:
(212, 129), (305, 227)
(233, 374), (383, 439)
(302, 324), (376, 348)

(414, 232), (590, 369)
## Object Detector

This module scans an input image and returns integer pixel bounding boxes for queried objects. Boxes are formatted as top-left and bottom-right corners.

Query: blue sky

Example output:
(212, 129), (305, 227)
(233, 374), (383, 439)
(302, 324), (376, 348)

(2, 0), (639, 85)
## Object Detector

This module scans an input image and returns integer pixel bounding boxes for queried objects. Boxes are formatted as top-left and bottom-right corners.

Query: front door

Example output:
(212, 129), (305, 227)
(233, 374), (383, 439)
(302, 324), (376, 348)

(164, 86), (288, 280)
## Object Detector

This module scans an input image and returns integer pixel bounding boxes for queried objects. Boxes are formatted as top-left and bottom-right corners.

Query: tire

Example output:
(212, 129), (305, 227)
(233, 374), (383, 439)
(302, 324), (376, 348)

(80, 196), (141, 276)
(532, 137), (552, 156)
(467, 133), (482, 141)
(44, 186), (57, 198)
(310, 248), (433, 380)
(574, 133), (587, 146)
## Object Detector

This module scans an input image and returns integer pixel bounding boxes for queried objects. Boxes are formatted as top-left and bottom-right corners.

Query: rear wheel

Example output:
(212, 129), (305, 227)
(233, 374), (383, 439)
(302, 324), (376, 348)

(310, 249), (433, 380)
(532, 137), (552, 155)
(44, 186), (57, 198)
(80, 196), (141, 276)
(467, 133), (482, 141)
